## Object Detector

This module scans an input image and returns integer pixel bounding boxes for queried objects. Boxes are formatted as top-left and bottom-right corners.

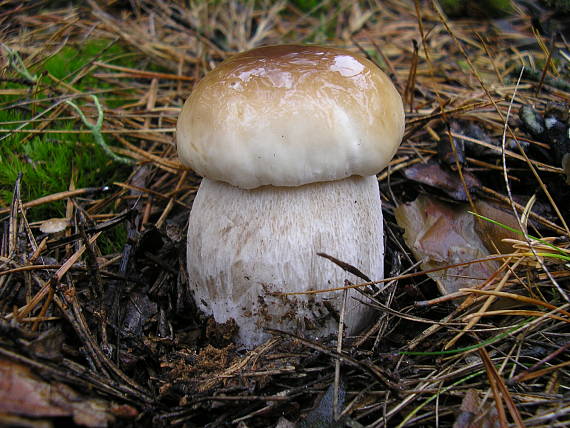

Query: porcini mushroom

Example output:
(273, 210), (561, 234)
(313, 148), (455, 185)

(177, 45), (404, 347)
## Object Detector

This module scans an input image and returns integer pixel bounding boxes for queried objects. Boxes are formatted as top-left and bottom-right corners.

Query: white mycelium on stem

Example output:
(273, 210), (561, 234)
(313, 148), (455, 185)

(177, 45), (404, 347)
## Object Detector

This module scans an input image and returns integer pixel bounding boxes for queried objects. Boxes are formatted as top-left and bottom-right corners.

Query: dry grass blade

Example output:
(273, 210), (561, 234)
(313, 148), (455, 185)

(5, 232), (101, 321)
(511, 359), (570, 383)
(463, 309), (569, 323)
(93, 61), (195, 81)
(460, 288), (570, 318)
(479, 348), (526, 427)
(0, 187), (109, 216)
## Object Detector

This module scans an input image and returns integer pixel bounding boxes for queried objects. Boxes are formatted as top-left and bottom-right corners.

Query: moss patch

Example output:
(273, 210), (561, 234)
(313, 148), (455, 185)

(0, 40), (135, 219)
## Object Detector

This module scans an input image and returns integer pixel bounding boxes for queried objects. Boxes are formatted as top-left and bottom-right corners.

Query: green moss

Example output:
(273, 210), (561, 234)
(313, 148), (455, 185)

(0, 109), (124, 218)
(0, 39), (133, 219)
(42, 40), (135, 82)
(98, 223), (128, 254)
(290, 0), (322, 12)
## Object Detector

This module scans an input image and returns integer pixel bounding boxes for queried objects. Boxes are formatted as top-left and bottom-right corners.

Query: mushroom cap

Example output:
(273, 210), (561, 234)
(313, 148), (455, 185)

(176, 44), (405, 189)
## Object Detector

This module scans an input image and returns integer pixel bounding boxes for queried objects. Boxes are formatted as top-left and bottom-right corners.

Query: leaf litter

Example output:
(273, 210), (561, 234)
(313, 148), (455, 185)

(0, 1), (569, 427)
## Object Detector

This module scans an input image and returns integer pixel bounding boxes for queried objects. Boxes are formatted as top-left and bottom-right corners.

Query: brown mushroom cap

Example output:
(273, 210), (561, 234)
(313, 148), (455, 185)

(176, 44), (404, 189)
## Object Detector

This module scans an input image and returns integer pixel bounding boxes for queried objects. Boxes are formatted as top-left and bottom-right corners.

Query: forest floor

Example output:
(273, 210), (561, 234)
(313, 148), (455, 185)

(0, 1), (569, 427)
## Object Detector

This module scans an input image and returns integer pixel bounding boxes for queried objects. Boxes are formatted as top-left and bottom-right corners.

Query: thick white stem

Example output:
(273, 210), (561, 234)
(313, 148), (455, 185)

(187, 175), (384, 347)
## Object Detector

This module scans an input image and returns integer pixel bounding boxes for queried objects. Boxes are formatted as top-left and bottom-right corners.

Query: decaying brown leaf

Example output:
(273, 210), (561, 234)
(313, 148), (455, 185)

(395, 195), (499, 296)
(402, 160), (481, 201)
(0, 358), (130, 427)
(1, 1), (568, 426)
(452, 389), (500, 428)
(473, 199), (523, 254)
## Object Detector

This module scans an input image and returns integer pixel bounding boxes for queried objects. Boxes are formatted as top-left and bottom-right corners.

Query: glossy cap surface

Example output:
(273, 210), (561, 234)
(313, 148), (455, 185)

(176, 44), (405, 189)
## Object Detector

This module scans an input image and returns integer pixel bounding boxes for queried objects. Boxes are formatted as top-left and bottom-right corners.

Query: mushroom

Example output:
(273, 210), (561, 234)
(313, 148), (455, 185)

(177, 45), (404, 347)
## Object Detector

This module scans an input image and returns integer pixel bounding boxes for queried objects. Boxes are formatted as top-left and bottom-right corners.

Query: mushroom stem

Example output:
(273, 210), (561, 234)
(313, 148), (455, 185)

(187, 175), (384, 347)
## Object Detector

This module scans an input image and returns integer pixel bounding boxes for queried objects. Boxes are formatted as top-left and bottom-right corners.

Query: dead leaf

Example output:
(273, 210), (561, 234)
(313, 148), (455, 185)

(395, 195), (499, 296)
(402, 160), (480, 201)
(0, 358), (123, 427)
(453, 388), (479, 428)
(452, 389), (500, 428)
(473, 199), (522, 254)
